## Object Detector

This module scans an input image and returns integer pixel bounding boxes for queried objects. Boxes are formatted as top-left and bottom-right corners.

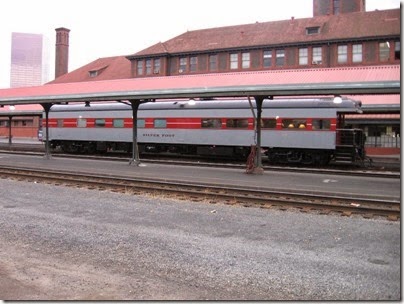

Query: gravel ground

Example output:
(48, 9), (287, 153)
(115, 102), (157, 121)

(0, 177), (400, 300)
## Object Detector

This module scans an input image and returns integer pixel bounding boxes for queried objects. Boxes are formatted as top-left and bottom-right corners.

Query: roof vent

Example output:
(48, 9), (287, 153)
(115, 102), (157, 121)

(306, 26), (320, 35)
(88, 65), (108, 78)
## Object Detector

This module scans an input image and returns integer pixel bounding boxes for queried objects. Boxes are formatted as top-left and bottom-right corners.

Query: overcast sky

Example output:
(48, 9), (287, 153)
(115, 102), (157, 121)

(0, 0), (401, 88)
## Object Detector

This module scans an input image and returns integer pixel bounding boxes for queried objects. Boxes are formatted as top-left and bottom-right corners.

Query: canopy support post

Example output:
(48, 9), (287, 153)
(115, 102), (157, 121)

(41, 103), (53, 159)
(129, 100), (141, 166)
(7, 116), (12, 146)
(128, 99), (154, 166)
(253, 96), (265, 174)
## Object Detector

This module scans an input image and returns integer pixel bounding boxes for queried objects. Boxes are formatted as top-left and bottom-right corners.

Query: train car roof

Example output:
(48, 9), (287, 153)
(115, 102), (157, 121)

(49, 97), (362, 112)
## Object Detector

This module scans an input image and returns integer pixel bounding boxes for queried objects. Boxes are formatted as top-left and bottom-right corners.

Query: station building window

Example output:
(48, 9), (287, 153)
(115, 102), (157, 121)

(352, 44), (363, 63)
(230, 53), (238, 69)
(263, 50), (272, 68)
(153, 59), (160, 74)
(201, 118), (222, 128)
(179, 57), (187, 73)
(337, 45), (348, 63)
(312, 47), (322, 64)
(276, 50), (285, 66)
(306, 27), (320, 35)
(190, 56), (197, 72)
(242, 52), (250, 69)
(145, 59), (152, 75)
(394, 41), (400, 60)
(209, 55), (218, 71)
(137, 60), (144, 76)
(226, 118), (248, 129)
(333, 0), (340, 15)
(299, 48), (308, 65)
(379, 42), (390, 62)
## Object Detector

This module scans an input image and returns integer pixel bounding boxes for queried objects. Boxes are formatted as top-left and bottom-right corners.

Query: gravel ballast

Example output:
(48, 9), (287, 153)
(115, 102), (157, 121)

(0, 178), (400, 300)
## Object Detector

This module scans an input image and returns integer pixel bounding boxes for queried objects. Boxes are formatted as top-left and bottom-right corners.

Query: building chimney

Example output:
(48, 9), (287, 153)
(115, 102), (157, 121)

(55, 27), (70, 78)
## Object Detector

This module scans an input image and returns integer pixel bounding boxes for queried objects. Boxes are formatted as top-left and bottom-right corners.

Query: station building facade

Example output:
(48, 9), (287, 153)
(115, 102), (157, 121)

(126, 6), (399, 78)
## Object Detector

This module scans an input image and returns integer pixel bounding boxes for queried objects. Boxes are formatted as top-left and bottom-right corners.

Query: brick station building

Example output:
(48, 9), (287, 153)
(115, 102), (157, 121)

(2, 0), (400, 154)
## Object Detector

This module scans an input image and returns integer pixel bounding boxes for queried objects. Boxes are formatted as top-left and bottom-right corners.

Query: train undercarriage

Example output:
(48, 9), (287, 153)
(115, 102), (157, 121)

(51, 139), (367, 166)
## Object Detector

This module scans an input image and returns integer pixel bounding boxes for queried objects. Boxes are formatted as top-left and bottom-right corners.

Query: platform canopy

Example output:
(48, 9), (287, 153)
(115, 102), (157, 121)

(0, 65), (400, 106)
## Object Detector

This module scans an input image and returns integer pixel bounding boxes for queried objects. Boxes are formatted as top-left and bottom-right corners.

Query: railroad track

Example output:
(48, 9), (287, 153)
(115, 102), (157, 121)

(0, 147), (400, 179)
(0, 165), (400, 221)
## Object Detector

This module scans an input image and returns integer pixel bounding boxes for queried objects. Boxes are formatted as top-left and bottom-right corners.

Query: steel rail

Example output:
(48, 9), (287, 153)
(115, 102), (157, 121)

(0, 148), (400, 179)
(0, 165), (399, 221)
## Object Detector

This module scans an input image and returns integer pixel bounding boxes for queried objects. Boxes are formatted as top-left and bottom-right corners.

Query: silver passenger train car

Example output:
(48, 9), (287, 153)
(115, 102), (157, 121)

(45, 97), (366, 165)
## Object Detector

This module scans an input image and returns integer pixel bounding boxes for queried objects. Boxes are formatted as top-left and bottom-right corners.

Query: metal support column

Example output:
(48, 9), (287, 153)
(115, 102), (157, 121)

(128, 99), (154, 166)
(7, 116), (12, 146)
(129, 100), (141, 166)
(41, 103), (53, 159)
(253, 96), (265, 174)
(129, 99), (152, 166)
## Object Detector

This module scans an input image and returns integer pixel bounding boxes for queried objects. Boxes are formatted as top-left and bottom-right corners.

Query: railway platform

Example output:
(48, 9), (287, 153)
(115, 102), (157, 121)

(0, 151), (400, 202)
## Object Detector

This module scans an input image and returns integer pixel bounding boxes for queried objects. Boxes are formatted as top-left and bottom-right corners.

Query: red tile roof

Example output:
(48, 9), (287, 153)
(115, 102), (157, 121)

(0, 65), (399, 104)
(48, 56), (131, 84)
(133, 9), (400, 56)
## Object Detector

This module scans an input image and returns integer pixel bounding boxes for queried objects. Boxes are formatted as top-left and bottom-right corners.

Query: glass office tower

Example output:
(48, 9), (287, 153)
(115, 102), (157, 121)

(10, 32), (49, 87)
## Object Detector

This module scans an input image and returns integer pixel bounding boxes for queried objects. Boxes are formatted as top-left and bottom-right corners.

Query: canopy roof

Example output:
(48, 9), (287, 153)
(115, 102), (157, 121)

(0, 65), (400, 106)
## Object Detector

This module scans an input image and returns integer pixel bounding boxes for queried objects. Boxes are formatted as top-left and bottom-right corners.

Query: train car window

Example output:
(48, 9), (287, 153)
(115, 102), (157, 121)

(201, 118), (222, 129)
(95, 119), (105, 127)
(261, 119), (276, 129)
(57, 119), (64, 127)
(154, 119), (167, 128)
(226, 119), (248, 129)
(137, 119), (145, 128)
(113, 119), (124, 128)
(281, 119), (307, 129)
(77, 118), (87, 128)
(312, 119), (331, 130)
